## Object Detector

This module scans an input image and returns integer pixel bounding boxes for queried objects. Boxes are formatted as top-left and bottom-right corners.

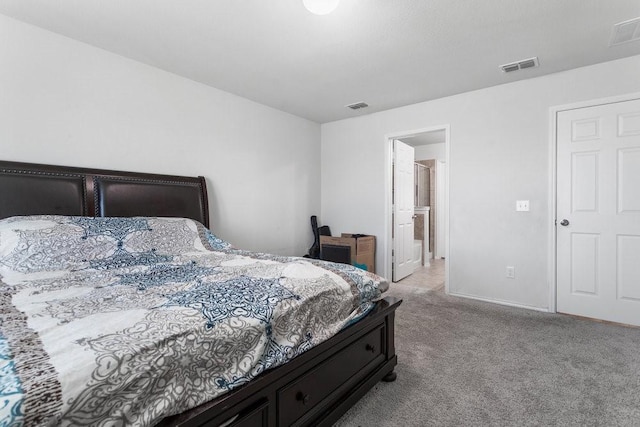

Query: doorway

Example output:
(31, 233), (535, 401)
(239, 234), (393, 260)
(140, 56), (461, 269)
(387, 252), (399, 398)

(385, 125), (450, 291)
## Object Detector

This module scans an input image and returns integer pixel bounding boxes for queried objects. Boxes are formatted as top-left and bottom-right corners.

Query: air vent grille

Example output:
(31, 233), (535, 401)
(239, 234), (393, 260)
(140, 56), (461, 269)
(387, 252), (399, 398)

(499, 57), (539, 73)
(519, 59), (537, 69)
(610, 17), (640, 46)
(502, 63), (520, 73)
(346, 102), (369, 110)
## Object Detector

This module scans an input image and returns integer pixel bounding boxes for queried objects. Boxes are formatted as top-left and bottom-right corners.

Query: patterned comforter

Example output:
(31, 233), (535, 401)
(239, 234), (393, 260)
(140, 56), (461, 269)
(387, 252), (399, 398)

(0, 216), (388, 426)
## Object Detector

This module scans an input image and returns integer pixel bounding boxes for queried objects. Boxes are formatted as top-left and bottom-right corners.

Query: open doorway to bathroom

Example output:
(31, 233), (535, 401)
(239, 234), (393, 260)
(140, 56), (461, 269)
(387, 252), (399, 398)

(386, 126), (449, 292)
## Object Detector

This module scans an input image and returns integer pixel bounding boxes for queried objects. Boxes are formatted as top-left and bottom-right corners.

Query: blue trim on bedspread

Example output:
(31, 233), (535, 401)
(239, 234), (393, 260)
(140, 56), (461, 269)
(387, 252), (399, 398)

(0, 333), (23, 427)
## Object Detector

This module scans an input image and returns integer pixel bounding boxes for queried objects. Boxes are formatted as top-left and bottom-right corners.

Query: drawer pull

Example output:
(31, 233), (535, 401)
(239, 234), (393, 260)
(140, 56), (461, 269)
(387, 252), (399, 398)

(365, 344), (376, 353)
(296, 392), (311, 405)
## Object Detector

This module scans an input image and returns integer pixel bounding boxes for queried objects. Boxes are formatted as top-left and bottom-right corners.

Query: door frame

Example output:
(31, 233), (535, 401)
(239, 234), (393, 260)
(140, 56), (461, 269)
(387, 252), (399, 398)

(384, 125), (450, 291)
(548, 91), (640, 313)
(435, 159), (447, 259)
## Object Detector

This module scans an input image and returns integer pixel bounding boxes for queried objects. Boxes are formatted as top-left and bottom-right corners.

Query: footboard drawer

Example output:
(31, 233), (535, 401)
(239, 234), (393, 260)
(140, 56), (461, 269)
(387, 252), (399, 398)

(277, 323), (385, 426)
(227, 399), (268, 427)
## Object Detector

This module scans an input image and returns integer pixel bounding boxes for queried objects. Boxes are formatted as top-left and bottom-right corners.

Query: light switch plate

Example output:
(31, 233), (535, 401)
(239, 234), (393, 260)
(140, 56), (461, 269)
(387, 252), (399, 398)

(516, 200), (530, 211)
(506, 266), (515, 278)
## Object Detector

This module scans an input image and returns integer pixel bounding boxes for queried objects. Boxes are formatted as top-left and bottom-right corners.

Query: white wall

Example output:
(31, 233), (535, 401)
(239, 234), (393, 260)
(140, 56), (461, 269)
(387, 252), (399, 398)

(415, 142), (445, 161)
(0, 15), (320, 256)
(321, 54), (640, 310)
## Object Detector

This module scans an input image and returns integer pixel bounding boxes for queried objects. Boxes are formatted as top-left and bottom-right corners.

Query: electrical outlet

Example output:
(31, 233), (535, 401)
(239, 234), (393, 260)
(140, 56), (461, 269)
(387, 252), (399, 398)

(516, 200), (530, 211)
(506, 266), (515, 279)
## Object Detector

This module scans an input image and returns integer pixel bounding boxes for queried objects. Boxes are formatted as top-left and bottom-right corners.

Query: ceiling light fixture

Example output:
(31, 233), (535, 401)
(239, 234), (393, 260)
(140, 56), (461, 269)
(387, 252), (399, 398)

(303, 0), (340, 15)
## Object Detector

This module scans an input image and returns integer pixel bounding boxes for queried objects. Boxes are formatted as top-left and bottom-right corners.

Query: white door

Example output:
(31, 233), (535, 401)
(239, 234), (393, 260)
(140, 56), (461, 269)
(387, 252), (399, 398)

(557, 98), (640, 326)
(393, 139), (416, 282)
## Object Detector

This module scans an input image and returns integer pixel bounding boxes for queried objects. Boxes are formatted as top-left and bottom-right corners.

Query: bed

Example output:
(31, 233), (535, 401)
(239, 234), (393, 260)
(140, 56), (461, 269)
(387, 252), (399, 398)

(0, 160), (401, 427)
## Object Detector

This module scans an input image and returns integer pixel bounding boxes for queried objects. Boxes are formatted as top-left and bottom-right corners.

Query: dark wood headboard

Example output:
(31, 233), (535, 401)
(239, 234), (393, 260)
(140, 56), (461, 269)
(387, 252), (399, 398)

(0, 160), (209, 228)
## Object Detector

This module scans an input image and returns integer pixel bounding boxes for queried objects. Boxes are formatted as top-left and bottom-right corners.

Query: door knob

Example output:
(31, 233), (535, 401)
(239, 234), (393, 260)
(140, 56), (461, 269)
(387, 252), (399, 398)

(560, 219), (570, 226)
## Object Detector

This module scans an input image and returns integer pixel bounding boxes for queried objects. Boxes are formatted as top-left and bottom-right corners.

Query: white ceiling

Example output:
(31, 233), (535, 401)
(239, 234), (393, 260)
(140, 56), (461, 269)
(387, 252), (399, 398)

(399, 130), (446, 147)
(1, 0), (640, 123)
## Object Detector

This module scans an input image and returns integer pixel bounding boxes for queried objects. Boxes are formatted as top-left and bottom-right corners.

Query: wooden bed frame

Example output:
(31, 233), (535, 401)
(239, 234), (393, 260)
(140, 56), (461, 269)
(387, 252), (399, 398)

(0, 160), (401, 427)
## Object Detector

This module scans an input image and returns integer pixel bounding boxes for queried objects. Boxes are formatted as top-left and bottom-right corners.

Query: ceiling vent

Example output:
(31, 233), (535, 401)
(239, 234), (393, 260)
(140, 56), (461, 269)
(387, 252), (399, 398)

(346, 102), (369, 110)
(610, 17), (640, 46)
(499, 57), (539, 73)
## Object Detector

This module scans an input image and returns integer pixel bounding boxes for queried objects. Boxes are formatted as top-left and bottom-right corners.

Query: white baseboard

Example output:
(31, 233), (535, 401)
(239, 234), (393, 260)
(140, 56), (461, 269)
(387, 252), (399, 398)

(447, 291), (551, 313)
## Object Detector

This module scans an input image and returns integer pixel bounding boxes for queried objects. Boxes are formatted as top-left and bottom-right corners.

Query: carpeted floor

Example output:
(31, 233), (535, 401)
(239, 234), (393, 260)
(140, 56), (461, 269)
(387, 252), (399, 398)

(334, 284), (640, 426)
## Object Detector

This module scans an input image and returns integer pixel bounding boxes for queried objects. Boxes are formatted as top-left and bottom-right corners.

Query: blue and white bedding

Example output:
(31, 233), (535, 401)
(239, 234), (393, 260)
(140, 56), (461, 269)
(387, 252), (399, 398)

(0, 216), (388, 426)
